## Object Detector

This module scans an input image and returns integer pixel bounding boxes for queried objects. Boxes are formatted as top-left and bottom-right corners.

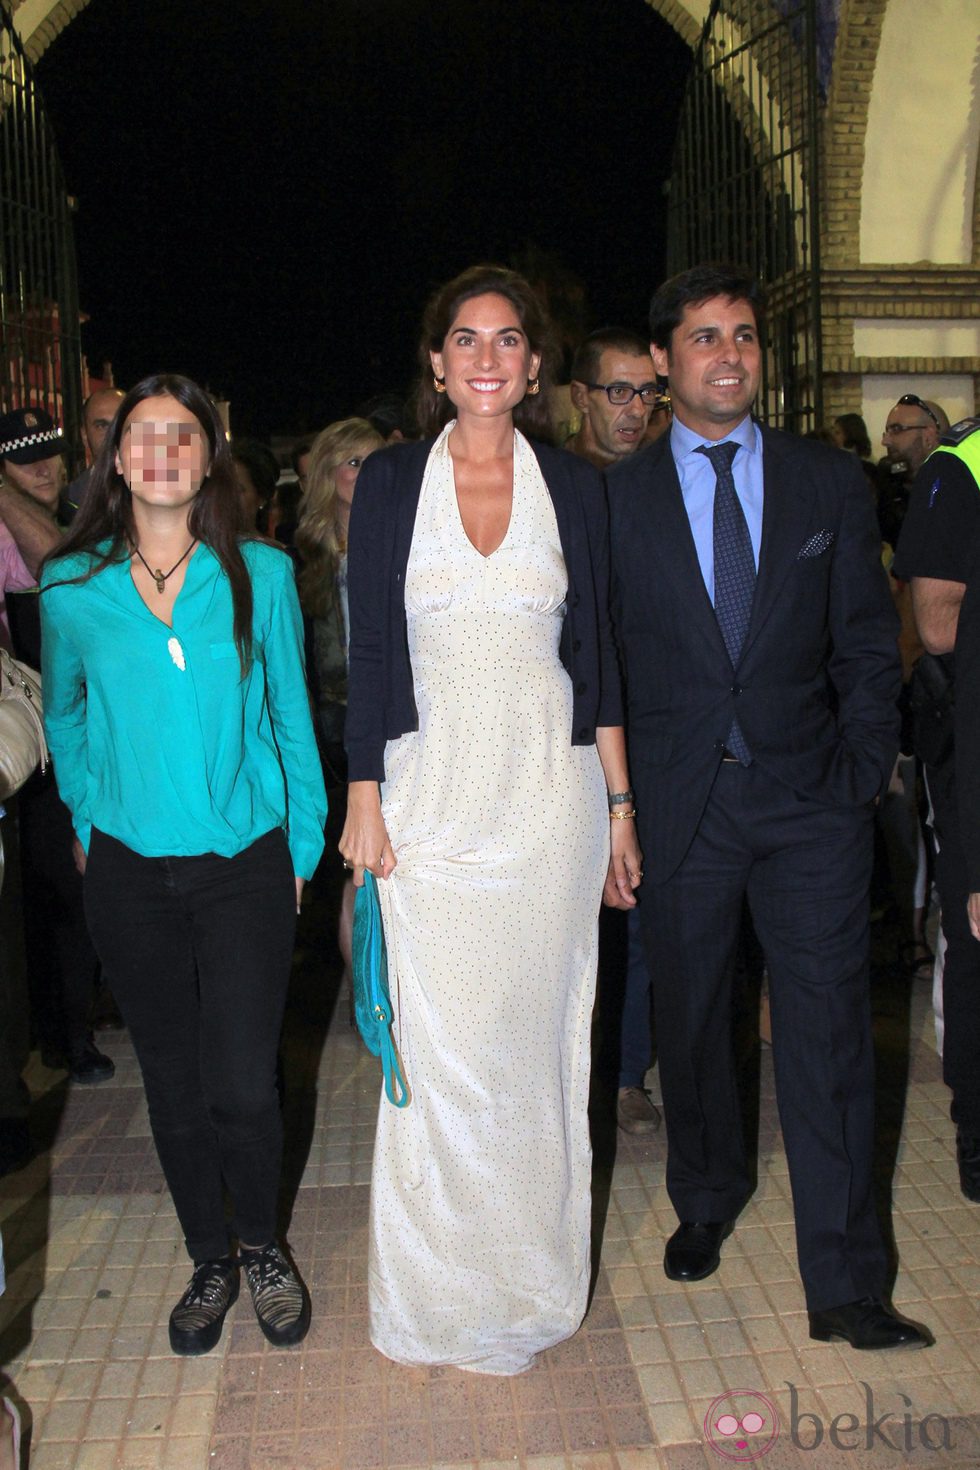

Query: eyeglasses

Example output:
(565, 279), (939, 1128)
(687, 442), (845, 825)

(894, 394), (942, 431)
(585, 382), (662, 407)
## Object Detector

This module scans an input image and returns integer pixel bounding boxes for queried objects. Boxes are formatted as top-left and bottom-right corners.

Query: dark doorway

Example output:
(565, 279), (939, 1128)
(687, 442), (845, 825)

(36, 0), (692, 437)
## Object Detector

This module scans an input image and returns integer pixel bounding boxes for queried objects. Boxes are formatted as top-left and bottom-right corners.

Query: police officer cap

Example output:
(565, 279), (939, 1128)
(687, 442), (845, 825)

(0, 406), (65, 465)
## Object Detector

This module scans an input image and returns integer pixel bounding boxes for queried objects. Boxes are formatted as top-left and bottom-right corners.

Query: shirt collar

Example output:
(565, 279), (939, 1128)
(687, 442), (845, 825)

(670, 413), (757, 464)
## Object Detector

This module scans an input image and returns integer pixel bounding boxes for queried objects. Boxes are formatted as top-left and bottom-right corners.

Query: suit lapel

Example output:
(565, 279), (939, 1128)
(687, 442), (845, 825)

(740, 427), (817, 658)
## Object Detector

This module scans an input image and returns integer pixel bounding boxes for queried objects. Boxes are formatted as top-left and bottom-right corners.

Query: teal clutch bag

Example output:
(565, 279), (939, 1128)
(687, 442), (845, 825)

(352, 871), (409, 1107)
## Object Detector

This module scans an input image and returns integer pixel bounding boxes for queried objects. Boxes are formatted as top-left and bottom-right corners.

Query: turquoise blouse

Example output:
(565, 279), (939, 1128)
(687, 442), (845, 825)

(39, 539), (327, 878)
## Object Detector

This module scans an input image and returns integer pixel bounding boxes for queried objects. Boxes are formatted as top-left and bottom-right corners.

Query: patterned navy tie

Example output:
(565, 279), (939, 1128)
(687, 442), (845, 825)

(697, 441), (754, 764)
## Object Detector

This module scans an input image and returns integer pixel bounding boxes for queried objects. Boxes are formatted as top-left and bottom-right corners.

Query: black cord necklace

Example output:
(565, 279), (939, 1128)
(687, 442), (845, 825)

(131, 539), (198, 594)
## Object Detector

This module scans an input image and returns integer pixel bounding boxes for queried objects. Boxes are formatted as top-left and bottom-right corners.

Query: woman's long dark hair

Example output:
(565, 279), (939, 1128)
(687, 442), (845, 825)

(45, 374), (254, 669)
(412, 264), (557, 442)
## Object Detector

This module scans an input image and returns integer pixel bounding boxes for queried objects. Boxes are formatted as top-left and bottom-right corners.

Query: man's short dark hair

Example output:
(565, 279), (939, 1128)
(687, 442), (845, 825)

(649, 264), (767, 351)
(570, 328), (652, 388)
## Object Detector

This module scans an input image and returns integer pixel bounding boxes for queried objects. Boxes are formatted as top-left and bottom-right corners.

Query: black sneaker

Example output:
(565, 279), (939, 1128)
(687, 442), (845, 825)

(169, 1258), (240, 1355)
(68, 1038), (115, 1085)
(241, 1242), (311, 1347)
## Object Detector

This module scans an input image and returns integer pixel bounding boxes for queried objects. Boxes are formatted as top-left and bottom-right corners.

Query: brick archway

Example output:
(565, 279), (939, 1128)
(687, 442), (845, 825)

(7, 0), (94, 61)
(5, 0), (709, 60)
(14, 0), (980, 427)
(818, 0), (980, 427)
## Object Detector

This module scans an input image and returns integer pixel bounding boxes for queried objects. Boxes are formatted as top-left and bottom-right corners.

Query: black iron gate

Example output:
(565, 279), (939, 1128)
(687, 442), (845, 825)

(0, 4), (81, 450)
(667, 0), (822, 432)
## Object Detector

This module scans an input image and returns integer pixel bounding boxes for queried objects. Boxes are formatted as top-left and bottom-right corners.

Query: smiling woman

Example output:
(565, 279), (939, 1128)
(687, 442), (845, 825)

(340, 264), (641, 1374)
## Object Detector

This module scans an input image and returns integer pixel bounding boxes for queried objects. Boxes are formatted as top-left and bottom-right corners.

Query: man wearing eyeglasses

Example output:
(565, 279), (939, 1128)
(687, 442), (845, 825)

(893, 403), (980, 1206)
(881, 394), (948, 477)
(566, 328), (665, 1137)
(567, 329), (666, 470)
(879, 395), (949, 539)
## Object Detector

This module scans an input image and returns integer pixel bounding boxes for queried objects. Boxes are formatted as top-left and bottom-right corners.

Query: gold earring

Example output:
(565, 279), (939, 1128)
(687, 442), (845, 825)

(527, 377), (540, 396)
(433, 376), (447, 394)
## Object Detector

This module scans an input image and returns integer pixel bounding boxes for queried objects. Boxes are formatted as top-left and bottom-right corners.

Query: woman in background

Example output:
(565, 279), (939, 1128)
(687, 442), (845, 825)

(231, 438), (280, 533)
(295, 417), (384, 979)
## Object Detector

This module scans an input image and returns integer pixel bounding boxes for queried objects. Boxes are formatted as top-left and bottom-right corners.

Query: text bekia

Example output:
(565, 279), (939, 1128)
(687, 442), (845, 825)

(789, 1383), (953, 1452)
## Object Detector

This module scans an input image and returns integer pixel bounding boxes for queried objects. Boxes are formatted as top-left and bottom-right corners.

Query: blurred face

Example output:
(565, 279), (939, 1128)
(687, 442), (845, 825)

(881, 403), (939, 474)
(652, 295), (761, 440)
(83, 389), (125, 459)
(571, 348), (657, 463)
(1, 453), (65, 511)
(116, 395), (208, 513)
(333, 444), (377, 509)
(430, 292), (541, 424)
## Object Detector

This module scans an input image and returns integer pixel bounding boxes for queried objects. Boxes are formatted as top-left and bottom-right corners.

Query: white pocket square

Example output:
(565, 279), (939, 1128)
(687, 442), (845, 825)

(798, 529), (834, 559)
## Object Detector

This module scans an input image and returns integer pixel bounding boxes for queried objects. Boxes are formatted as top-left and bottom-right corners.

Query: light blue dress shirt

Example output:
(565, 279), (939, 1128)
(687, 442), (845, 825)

(669, 415), (764, 604)
(40, 539), (327, 878)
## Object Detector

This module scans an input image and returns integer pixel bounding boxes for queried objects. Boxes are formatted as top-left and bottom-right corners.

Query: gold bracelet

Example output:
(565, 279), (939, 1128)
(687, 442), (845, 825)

(610, 809), (636, 820)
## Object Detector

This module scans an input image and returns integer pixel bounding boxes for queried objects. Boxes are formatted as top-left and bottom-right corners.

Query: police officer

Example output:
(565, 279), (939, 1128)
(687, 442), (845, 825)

(894, 413), (980, 1202)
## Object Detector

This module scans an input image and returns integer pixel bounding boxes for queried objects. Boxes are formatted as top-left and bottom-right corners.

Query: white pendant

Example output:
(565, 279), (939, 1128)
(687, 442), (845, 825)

(167, 636), (186, 671)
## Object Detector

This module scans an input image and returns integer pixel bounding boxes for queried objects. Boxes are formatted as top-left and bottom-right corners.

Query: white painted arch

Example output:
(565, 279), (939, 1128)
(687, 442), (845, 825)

(861, 0), (980, 264)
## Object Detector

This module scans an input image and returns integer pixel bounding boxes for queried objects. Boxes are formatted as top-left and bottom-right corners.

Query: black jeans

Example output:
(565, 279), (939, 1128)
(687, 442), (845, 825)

(84, 827), (296, 1262)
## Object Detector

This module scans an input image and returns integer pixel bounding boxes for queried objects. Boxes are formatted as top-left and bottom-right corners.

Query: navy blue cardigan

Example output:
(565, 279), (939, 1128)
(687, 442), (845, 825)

(344, 435), (623, 782)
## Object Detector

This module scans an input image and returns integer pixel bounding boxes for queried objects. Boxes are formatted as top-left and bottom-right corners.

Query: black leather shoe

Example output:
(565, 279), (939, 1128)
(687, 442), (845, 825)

(68, 1038), (115, 1085)
(956, 1132), (980, 1203)
(664, 1220), (734, 1281)
(808, 1298), (933, 1350)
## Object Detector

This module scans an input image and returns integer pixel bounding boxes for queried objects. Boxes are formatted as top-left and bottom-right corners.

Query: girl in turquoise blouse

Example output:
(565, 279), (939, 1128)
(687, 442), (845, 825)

(40, 374), (326, 1357)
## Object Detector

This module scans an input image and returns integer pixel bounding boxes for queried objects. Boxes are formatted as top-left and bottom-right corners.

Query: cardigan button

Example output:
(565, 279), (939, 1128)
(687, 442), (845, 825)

(578, 727), (589, 740)
(576, 681), (587, 695)
(572, 639), (582, 653)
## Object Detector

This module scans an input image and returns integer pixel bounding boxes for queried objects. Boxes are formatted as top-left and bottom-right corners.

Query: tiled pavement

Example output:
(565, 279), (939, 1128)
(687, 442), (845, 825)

(2, 927), (980, 1469)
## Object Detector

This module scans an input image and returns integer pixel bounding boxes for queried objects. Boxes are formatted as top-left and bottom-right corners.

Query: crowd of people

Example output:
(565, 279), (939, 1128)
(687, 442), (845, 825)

(4, 256), (980, 1449)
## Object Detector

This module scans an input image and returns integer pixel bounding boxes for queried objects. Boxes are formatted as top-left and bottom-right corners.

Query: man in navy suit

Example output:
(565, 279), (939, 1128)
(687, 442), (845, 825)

(607, 264), (931, 1350)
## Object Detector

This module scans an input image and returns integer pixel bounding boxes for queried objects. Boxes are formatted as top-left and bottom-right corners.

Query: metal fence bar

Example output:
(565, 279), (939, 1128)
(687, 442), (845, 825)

(667, 0), (822, 432)
(0, 5), (81, 452)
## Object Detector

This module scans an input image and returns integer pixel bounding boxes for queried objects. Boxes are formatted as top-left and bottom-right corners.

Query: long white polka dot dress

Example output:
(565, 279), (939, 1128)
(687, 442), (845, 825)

(369, 424), (609, 1375)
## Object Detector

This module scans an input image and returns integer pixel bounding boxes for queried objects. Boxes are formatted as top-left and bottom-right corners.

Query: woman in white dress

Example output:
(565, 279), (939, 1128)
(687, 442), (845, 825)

(340, 265), (641, 1374)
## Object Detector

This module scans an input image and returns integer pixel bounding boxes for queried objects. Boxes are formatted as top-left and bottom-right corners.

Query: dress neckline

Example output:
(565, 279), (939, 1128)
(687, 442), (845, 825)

(440, 422), (521, 561)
